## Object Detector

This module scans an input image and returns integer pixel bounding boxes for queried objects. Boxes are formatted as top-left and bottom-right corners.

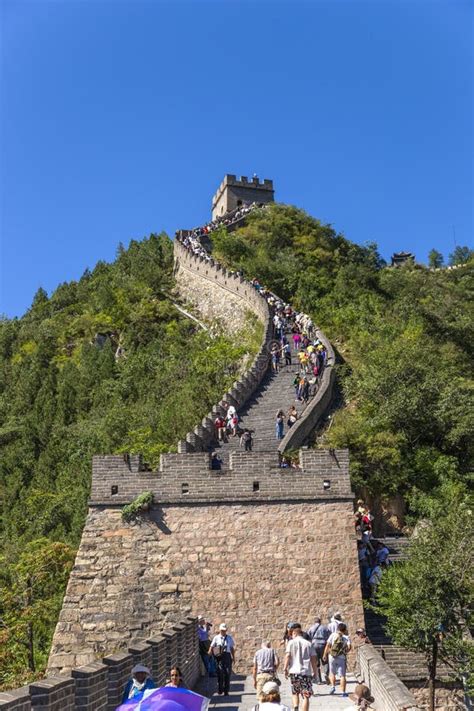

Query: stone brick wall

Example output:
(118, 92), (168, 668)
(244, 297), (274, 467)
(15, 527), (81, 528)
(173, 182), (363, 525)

(48, 483), (363, 676)
(174, 238), (270, 333)
(211, 175), (274, 219)
(1, 618), (199, 711)
(357, 644), (421, 710)
(409, 682), (466, 710)
(173, 239), (275, 453)
(89, 449), (352, 505)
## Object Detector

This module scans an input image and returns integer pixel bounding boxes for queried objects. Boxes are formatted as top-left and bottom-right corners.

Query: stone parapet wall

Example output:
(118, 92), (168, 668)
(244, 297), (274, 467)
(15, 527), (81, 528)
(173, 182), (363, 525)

(278, 326), (336, 452)
(173, 239), (274, 452)
(357, 644), (421, 710)
(89, 448), (351, 505)
(1, 618), (199, 711)
(48, 497), (363, 676)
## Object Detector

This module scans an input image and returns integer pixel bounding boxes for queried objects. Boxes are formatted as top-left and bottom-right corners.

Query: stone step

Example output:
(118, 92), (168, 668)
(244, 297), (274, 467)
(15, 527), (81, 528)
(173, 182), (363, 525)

(374, 645), (454, 682)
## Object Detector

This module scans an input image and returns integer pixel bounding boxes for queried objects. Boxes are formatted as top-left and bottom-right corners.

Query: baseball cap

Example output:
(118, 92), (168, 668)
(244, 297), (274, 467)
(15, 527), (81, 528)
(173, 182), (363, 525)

(219, 623), (227, 631)
(262, 681), (279, 695)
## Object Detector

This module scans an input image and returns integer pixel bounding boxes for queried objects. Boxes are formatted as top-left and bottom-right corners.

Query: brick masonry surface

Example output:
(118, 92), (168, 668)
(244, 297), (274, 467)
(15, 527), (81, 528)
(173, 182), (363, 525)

(174, 240), (270, 335)
(48, 497), (364, 675)
(89, 449), (352, 505)
(1, 618), (199, 711)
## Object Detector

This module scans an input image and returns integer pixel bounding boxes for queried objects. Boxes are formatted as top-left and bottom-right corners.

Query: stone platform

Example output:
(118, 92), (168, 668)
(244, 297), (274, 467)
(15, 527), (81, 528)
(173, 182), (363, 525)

(199, 673), (359, 710)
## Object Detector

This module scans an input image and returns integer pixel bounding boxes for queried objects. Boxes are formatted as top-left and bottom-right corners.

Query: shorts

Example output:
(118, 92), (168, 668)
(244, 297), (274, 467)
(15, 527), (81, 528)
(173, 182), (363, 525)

(256, 672), (274, 699)
(329, 654), (347, 677)
(289, 674), (313, 696)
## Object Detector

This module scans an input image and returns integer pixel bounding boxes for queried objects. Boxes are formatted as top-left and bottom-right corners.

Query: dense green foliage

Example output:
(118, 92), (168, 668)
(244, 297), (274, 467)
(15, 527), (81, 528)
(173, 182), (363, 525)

(374, 481), (473, 708)
(0, 539), (75, 688)
(212, 204), (474, 504)
(0, 233), (260, 687)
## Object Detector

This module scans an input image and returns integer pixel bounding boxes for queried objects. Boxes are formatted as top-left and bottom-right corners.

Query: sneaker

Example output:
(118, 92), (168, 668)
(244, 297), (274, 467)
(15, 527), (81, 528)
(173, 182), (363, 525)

(342, 692), (348, 697)
(329, 687), (336, 695)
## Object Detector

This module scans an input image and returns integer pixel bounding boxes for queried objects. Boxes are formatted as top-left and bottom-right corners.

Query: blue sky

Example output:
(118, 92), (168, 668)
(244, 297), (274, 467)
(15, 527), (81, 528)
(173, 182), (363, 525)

(1, 0), (472, 317)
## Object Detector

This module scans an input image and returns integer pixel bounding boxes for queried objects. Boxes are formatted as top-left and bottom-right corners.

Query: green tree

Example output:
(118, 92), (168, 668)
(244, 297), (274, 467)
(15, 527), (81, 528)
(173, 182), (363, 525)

(449, 245), (473, 266)
(373, 484), (474, 711)
(0, 539), (75, 685)
(428, 249), (444, 268)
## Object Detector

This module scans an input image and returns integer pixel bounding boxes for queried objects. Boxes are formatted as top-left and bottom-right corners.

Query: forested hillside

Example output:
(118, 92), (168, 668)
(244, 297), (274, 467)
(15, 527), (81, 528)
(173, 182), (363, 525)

(211, 205), (474, 507)
(0, 233), (260, 687)
(1, 209), (472, 690)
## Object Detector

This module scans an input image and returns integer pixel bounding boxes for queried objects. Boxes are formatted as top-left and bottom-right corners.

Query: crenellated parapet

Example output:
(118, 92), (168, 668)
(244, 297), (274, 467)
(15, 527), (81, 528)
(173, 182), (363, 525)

(211, 174), (274, 219)
(173, 238), (273, 453)
(1, 618), (199, 711)
(89, 448), (352, 506)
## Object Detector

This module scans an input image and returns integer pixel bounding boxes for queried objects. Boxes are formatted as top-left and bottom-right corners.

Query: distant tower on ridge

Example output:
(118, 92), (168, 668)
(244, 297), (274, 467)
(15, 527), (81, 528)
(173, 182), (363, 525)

(211, 174), (274, 220)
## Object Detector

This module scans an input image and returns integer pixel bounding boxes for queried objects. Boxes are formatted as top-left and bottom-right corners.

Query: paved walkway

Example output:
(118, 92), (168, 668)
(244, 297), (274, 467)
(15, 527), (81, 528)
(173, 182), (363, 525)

(200, 674), (358, 711)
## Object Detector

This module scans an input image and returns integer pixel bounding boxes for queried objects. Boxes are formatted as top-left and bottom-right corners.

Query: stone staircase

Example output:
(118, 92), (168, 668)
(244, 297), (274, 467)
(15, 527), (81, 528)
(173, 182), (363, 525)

(215, 336), (323, 464)
(363, 537), (454, 685)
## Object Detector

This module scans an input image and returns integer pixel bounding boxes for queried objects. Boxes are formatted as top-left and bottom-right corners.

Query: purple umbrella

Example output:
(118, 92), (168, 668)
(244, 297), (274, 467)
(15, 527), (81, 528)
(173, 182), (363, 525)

(116, 686), (209, 711)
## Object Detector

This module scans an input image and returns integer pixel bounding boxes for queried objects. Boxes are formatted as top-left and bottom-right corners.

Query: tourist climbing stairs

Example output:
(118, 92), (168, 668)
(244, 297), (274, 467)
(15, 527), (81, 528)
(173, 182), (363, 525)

(215, 329), (324, 465)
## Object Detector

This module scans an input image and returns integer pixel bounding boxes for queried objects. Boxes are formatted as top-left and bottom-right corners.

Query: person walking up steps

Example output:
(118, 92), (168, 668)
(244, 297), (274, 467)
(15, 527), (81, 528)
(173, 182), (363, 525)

(323, 622), (351, 697)
(306, 616), (330, 684)
(240, 428), (253, 451)
(275, 410), (285, 440)
(283, 623), (318, 711)
(253, 640), (280, 700)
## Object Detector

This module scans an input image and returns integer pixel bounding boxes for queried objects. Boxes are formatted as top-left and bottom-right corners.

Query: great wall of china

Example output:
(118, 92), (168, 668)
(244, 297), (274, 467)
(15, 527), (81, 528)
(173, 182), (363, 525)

(1, 189), (450, 710)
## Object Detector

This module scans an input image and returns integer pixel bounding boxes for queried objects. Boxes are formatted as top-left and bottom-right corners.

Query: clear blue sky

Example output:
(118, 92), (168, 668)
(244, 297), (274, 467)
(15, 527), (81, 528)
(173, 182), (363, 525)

(1, 0), (472, 317)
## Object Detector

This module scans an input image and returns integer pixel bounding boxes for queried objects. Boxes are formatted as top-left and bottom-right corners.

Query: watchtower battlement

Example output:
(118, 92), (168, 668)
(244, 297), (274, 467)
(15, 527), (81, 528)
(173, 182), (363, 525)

(211, 174), (274, 220)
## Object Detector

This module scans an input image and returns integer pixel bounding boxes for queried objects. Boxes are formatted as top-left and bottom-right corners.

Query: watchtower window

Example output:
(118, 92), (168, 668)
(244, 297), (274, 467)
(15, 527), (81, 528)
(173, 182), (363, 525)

(181, 483), (189, 494)
(111, 485), (118, 495)
(253, 481), (260, 492)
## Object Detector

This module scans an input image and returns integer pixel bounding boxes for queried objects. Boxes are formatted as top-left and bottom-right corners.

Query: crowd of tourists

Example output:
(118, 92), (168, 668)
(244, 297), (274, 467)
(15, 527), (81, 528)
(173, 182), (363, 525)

(194, 613), (374, 710)
(177, 217), (330, 451)
(176, 201), (264, 257)
(117, 610), (375, 709)
(355, 499), (391, 600)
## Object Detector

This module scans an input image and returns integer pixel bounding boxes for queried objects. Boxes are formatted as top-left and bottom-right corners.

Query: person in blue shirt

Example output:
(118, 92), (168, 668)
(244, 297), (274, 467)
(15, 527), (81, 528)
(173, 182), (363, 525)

(122, 664), (156, 703)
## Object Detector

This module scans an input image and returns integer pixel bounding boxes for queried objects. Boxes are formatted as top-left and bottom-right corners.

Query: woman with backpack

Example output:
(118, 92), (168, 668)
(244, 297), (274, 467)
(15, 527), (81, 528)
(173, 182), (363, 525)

(323, 622), (351, 698)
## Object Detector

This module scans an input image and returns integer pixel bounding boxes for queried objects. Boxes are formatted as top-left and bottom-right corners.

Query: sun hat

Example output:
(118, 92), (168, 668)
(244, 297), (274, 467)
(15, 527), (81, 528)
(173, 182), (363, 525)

(350, 684), (374, 703)
(262, 681), (279, 695)
(132, 664), (150, 676)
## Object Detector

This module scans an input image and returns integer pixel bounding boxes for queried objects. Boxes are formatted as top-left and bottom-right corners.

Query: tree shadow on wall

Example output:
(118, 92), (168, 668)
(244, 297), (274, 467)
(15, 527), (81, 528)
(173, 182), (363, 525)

(147, 506), (172, 535)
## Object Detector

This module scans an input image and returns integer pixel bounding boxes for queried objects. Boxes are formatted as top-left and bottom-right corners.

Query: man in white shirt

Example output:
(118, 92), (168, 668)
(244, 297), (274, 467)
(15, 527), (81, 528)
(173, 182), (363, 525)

(283, 623), (318, 711)
(208, 623), (235, 696)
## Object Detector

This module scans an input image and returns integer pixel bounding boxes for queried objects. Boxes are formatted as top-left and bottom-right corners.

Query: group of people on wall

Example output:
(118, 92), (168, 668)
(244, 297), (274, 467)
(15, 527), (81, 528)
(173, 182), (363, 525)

(178, 221), (330, 454)
(195, 613), (374, 710)
(117, 609), (375, 709)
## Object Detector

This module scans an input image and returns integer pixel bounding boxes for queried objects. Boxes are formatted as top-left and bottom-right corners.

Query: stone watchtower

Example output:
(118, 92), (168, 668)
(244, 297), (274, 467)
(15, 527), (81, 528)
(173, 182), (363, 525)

(211, 174), (274, 220)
